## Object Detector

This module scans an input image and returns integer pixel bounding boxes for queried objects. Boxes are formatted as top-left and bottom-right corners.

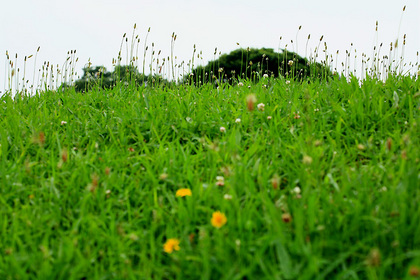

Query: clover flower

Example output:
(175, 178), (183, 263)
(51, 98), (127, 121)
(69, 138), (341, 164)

(257, 103), (265, 111)
(292, 186), (301, 194)
(159, 173), (168, 180)
(235, 118), (241, 123)
(216, 176), (225, 186)
(302, 155), (313, 165)
(220, 126), (226, 133)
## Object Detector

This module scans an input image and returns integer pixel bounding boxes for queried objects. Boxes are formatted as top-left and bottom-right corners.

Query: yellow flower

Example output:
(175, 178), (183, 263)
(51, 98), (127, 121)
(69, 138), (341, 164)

(211, 211), (227, 228)
(176, 188), (192, 197)
(163, 238), (180, 254)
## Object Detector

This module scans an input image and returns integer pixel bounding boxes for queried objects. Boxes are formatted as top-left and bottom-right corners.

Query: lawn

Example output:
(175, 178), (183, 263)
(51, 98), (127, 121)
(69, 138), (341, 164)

(0, 72), (419, 279)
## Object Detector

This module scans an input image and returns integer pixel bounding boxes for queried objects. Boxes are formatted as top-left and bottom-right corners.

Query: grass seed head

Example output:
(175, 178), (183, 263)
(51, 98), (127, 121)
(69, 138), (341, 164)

(271, 175), (280, 189)
(282, 213), (292, 223)
(61, 149), (68, 163)
(89, 174), (99, 193)
(37, 132), (46, 145)
(409, 266), (420, 277)
(246, 94), (257, 111)
(386, 137), (392, 151)
(366, 248), (381, 267)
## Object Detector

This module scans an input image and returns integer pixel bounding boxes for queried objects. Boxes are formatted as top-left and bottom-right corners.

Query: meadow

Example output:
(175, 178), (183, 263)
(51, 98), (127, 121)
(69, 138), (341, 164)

(1, 28), (420, 279)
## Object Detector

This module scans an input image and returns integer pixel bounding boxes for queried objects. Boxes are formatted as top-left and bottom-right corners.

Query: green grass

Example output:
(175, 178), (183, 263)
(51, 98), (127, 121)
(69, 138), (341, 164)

(1, 64), (420, 279)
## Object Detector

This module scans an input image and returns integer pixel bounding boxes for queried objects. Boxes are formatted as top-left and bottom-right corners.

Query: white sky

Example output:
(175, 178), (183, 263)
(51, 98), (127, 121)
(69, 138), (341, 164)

(1, 0), (419, 92)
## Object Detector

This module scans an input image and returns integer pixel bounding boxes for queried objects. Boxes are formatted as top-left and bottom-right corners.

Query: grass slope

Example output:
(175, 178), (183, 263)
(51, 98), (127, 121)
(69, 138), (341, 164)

(0, 75), (419, 279)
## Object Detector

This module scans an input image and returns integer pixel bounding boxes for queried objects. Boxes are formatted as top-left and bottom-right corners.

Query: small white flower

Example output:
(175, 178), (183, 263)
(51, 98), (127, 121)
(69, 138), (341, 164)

(235, 118), (241, 123)
(380, 186), (388, 192)
(302, 155), (313, 165)
(216, 176), (225, 182)
(238, 82), (244, 87)
(257, 103), (265, 111)
(220, 126), (226, 133)
(267, 116), (272, 120)
(292, 186), (301, 194)
(285, 80), (290, 85)
(288, 60), (294, 66)
(61, 121), (67, 125)
(263, 74), (269, 78)
(223, 194), (233, 200)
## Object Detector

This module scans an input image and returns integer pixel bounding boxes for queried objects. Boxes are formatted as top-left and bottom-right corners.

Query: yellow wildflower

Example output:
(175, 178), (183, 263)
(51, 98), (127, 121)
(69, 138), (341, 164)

(163, 238), (180, 254)
(211, 211), (227, 228)
(176, 188), (192, 197)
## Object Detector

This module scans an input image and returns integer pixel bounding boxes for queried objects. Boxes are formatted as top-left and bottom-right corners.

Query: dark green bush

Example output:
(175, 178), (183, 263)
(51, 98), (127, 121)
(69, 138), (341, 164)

(185, 48), (332, 85)
(72, 65), (159, 92)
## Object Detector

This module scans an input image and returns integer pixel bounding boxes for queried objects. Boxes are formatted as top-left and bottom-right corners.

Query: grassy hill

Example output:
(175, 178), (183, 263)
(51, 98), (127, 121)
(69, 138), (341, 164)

(1, 72), (419, 279)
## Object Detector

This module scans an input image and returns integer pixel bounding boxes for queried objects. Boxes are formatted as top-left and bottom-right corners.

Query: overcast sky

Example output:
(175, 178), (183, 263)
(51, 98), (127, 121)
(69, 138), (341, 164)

(1, 0), (419, 92)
